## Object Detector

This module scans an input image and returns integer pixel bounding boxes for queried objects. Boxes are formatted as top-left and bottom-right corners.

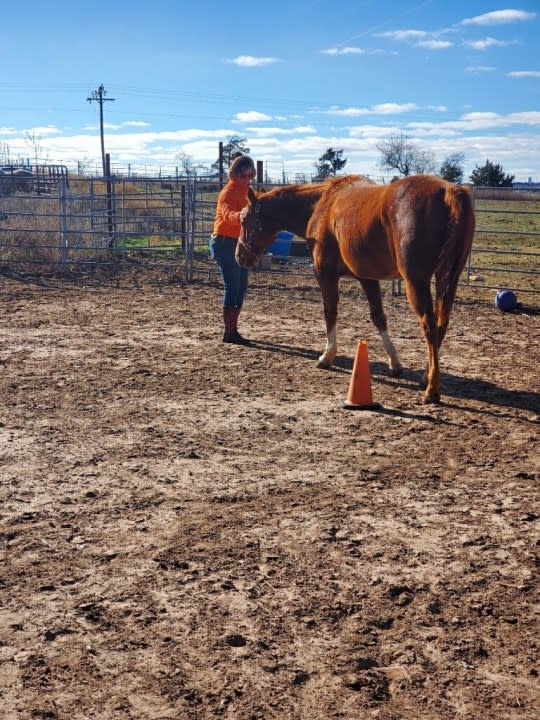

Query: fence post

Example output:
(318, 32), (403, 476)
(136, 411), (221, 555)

(466, 188), (475, 286)
(185, 176), (196, 282)
(105, 153), (115, 249)
(58, 176), (68, 263)
(219, 141), (224, 189)
(181, 184), (186, 251)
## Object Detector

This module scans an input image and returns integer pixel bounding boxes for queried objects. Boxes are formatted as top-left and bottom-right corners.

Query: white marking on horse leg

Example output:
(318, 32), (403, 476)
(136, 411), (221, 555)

(380, 330), (403, 376)
(317, 325), (337, 368)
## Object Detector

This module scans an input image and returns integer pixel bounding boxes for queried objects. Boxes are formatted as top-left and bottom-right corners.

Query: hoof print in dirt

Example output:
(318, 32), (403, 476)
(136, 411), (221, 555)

(345, 670), (390, 702)
(225, 633), (247, 648)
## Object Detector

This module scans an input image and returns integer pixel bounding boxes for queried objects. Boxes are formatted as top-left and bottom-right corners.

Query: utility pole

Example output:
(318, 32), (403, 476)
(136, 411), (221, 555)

(87, 84), (115, 175)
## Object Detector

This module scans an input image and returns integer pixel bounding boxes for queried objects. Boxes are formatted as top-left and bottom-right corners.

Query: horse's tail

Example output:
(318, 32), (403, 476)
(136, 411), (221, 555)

(435, 184), (475, 329)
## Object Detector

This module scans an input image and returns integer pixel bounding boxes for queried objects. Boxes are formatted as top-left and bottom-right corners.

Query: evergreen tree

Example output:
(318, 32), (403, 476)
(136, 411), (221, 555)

(440, 152), (465, 184)
(212, 136), (250, 170)
(470, 159), (514, 187)
(315, 147), (347, 179)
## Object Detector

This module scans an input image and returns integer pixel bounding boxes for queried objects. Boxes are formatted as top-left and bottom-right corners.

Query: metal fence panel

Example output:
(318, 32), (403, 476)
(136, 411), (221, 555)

(0, 175), (194, 278)
(465, 186), (540, 296)
(1, 173), (538, 300)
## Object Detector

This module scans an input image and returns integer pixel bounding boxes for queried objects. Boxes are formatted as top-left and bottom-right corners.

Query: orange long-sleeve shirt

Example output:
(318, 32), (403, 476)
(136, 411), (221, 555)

(212, 179), (249, 238)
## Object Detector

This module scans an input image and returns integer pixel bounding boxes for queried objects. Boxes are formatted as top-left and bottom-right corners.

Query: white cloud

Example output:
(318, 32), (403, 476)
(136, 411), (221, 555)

(415, 39), (453, 49)
(123, 121), (151, 128)
(103, 121), (151, 131)
(245, 125), (316, 137)
(372, 102), (418, 114)
(464, 36), (515, 50)
(226, 55), (279, 67)
(24, 125), (61, 136)
(375, 29), (427, 41)
(234, 111), (272, 123)
(465, 65), (496, 73)
(506, 70), (540, 78)
(462, 9), (536, 26)
(347, 124), (402, 139)
(321, 47), (365, 55)
(322, 102), (418, 117)
(409, 111), (540, 133)
(4, 100), (540, 182)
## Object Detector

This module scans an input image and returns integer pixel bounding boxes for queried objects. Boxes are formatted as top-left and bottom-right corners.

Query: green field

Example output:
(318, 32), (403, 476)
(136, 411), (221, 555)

(115, 235), (184, 256)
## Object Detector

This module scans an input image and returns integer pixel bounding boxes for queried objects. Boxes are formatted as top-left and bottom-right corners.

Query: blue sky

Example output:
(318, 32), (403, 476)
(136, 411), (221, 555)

(1, 1), (539, 181)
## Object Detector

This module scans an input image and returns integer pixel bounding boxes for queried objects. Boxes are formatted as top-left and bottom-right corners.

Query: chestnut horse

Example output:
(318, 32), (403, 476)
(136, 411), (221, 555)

(236, 174), (475, 404)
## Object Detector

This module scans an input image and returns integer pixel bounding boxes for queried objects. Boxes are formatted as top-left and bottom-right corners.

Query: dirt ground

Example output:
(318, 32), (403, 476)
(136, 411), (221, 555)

(0, 265), (538, 720)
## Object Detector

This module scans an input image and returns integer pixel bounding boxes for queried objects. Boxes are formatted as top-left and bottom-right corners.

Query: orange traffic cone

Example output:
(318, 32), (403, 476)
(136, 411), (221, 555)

(342, 340), (381, 410)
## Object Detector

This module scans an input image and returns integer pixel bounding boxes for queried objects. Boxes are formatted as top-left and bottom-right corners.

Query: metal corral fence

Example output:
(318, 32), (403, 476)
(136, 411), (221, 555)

(0, 174), (538, 300)
(467, 185), (540, 297)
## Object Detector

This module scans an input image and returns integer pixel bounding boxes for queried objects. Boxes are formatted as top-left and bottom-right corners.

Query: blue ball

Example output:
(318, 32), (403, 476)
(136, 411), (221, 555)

(495, 290), (518, 312)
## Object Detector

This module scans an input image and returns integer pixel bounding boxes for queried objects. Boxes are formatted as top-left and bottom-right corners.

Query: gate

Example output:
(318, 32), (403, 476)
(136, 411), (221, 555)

(0, 174), (198, 278)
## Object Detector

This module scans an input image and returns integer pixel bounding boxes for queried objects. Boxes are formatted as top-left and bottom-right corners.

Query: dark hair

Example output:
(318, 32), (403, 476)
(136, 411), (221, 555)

(228, 155), (256, 181)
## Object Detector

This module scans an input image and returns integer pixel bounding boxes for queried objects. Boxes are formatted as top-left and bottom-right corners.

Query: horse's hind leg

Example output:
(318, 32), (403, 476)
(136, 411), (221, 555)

(404, 279), (440, 403)
(434, 268), (459, 350)
(359, 279), (403, 376)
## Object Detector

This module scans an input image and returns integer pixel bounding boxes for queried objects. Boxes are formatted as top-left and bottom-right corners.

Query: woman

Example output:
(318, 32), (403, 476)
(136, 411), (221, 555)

(209, 154), (256, 345)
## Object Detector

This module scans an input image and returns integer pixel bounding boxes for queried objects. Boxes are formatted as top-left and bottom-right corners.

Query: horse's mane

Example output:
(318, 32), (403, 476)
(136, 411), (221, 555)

(323, 174), (376, 192)
(260, 174), (375, 201)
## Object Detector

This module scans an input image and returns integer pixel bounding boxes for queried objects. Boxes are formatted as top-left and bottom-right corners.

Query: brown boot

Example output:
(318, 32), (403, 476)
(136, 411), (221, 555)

(222, 307), (251, 345)
(222, 306), (235, 342)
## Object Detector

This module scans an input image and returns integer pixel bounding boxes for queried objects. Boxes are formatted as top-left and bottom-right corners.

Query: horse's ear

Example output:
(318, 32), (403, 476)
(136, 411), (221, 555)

(247, 187), (257, 205)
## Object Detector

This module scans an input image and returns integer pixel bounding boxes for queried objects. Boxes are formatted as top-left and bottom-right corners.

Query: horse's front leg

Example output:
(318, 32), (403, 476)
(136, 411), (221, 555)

(314, 270), (339, 368)
(359, 279), (403, 376)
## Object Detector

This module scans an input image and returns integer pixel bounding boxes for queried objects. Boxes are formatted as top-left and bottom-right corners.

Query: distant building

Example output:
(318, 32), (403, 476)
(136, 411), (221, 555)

(513, 179), (540, 189)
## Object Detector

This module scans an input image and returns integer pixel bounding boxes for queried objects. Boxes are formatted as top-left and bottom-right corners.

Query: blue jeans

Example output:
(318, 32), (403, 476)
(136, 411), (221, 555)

(209, 234), (249, 308)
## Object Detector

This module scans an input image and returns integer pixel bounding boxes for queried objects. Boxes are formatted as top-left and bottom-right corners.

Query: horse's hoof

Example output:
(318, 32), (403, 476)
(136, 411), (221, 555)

(316, 358), (331, 369)
(422, 390), (440, 404)
(390, 364), (403, 378)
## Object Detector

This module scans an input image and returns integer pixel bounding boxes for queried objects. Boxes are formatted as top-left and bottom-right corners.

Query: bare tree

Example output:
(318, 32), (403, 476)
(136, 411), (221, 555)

(0, 140), (12, 165)
(25, 131), (48, 167)
(76, 158), (93, 175)
(377, 132), (436, 177)
(176, 151), (200, 176)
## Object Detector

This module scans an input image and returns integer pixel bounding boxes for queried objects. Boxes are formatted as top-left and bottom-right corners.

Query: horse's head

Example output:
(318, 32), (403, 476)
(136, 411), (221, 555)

(236, 188), (278, 268)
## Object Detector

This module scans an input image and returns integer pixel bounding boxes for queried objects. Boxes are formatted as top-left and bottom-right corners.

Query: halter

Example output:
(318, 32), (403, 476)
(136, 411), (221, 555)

(238, 200), (263, 261)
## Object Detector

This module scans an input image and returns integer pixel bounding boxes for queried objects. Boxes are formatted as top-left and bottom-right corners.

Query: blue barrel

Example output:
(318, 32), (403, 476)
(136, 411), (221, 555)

(269, 231), (293, 256)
